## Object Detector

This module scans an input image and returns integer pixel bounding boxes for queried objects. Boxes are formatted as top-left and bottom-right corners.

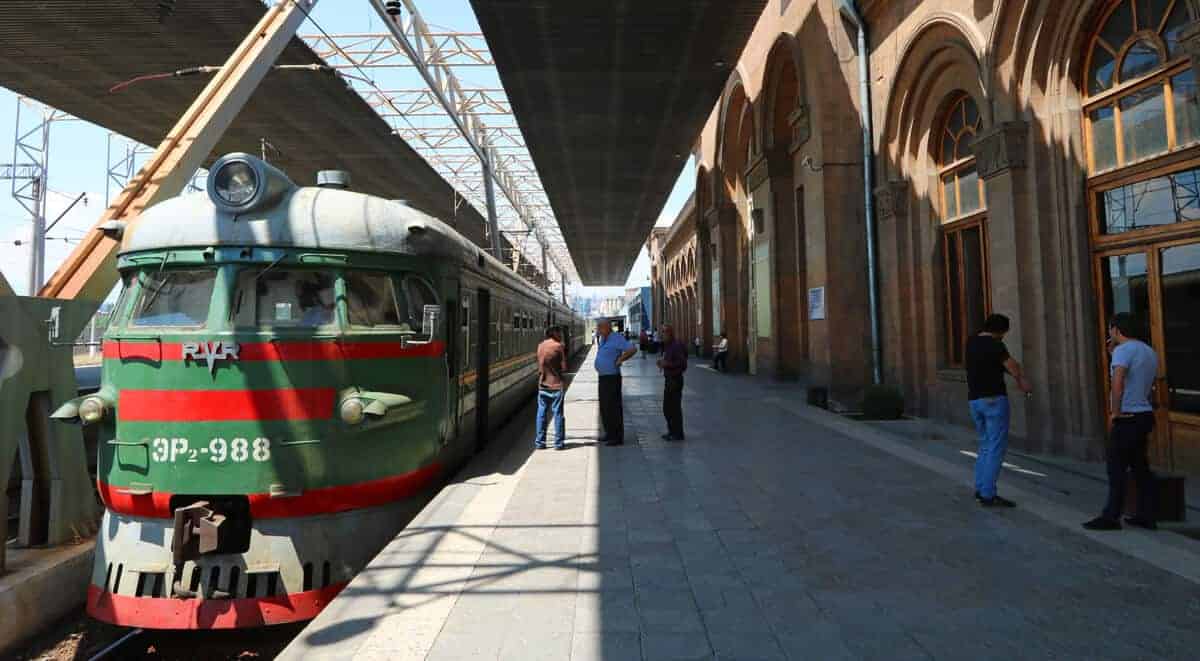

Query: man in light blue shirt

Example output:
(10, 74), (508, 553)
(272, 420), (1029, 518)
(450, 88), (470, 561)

(594, 320), (636, 445)
(1084, 313), (1160, 531)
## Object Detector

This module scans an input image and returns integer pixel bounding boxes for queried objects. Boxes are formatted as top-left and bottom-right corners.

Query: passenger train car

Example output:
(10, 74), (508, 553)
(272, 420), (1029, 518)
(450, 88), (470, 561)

(54, 153), (585, 629)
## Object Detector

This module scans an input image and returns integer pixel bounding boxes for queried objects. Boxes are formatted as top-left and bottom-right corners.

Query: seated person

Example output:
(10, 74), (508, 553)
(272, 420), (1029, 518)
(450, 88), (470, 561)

(297, 280), (335, 326)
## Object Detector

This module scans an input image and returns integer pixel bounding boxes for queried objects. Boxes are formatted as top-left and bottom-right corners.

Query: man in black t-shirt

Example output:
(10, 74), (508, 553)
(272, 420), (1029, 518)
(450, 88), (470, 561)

(966, 314), (1033, 507)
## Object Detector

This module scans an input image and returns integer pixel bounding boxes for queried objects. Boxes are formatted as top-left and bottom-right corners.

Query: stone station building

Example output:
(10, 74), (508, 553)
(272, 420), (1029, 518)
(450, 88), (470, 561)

(649, 0), (1200, 475)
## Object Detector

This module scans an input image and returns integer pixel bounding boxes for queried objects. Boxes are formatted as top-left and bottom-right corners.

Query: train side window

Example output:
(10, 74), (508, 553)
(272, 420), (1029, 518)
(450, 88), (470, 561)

(465, 291), (477, 371)
(130, 268), (216, 327)
(234, 268), (336, 327)
(401, 276), (439, 333)
(345, 272), (405, 329)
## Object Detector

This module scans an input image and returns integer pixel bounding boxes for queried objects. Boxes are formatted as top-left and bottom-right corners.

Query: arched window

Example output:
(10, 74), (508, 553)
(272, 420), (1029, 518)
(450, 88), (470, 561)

(939, 94), (985, 220)
(938, 94), (990, 367)
(1084, 0), (1195, 173)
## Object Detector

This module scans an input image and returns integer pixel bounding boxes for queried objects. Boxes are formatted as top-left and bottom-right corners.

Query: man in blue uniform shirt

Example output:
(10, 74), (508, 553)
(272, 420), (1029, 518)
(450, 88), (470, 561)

(594, 320), (637, 446)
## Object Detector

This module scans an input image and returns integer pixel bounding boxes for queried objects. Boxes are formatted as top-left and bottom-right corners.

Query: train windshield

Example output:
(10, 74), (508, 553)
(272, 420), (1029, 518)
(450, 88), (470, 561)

(344, 271), (438, 332)
(130, 268), (216, 327)
(234, 268), (336, 327)
(345, 271), (406, 329)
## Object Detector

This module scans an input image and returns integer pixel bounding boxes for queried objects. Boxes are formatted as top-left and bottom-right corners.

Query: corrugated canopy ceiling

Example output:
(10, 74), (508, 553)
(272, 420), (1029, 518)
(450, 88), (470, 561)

(469, 0), (767, 284)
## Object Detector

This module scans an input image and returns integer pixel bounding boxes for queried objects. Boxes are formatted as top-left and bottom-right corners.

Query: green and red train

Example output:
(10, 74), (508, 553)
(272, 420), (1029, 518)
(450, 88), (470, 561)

(54, 153), (585, 629)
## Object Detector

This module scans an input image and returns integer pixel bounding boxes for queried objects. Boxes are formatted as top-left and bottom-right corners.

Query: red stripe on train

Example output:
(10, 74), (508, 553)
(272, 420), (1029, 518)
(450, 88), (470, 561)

(97, 461), (443, 519)
(87, 582), (345, 629)
(119, 388), (337, 421)
(102, 340), (445, 361)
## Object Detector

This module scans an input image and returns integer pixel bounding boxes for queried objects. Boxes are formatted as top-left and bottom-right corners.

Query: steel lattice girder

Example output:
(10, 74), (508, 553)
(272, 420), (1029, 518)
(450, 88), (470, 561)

(307, 1), (578, 285)
(302, 32), (493, 69)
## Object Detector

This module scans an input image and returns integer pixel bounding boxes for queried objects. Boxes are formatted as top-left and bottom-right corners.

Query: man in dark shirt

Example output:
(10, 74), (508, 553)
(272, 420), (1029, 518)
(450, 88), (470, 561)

(535, 327), (568, 450)
(657, 324), (688, 441)
(965, 313), (1032, 507)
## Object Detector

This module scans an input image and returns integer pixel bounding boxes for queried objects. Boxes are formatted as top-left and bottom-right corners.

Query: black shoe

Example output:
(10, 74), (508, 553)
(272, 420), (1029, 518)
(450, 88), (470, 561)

(1123, 516), (1157, 530)
(661, 433), (673, 440)
(979, 495), (1016, 508)
(605, 439), (624, 446)
(974, 491), (984, 502)
(534, 444), (547, 450)
(1082, 516), (1122, 530)
(554, 445), (567, 451)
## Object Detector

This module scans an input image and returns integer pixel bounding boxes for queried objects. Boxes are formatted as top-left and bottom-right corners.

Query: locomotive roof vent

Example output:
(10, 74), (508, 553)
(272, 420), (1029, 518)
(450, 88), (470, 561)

(317, 170), (352, 190)
(208, 153), (294, 215)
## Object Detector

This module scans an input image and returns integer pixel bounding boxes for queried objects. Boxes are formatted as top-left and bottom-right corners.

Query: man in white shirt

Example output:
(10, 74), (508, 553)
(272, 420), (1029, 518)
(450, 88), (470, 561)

(712, 332), (729, 371)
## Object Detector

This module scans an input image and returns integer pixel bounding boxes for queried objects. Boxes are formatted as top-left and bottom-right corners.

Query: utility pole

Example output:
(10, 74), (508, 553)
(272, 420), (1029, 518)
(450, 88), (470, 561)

(2, 97), (69, 295)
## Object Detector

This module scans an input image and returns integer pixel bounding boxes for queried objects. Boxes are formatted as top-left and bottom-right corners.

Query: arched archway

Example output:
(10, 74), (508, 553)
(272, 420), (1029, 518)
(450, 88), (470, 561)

(695, 167), (715, 355)
(760, 33), (808, 379)
(877, 16), (990, 418)
(715, 79), (754, 372)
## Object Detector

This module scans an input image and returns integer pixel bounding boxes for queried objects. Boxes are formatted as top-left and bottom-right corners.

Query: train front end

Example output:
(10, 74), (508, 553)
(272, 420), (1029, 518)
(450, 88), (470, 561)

(58, 154), (452, 629)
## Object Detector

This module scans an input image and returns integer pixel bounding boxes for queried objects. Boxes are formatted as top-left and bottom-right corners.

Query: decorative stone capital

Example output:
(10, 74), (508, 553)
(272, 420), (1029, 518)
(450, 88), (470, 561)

(873, 180), (908, 222)
(788, 104), (811, 153)
(969, 121), (1027, 179)
(745, 155), (770, 192)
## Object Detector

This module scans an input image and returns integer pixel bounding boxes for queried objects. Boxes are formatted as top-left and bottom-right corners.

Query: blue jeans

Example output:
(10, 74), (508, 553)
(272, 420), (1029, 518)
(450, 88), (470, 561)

(535, 388), (566, 448)
(969, 395), (1010, 499)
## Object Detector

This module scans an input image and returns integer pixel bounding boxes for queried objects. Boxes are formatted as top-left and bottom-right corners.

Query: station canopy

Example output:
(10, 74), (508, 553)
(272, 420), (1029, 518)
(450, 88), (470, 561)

(470, 0), (768, 284)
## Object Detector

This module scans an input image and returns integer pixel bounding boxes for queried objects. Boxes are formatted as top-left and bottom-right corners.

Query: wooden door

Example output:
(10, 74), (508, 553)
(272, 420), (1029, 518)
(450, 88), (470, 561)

(1097, 239), (1200, 472)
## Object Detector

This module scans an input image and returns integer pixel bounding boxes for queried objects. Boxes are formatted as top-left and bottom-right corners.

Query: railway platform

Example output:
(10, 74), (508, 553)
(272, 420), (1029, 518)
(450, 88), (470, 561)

(281, 347), (1200, 660)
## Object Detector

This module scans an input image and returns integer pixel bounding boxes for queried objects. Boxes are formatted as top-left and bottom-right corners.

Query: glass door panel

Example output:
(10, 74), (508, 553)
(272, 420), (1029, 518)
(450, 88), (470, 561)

(1101, 251), (1151, 324)
(1160, 243), (1200, 415)
(1099, 250), (1169, 466)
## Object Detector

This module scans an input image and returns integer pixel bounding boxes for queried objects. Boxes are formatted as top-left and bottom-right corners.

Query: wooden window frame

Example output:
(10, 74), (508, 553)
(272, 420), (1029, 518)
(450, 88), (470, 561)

(938, 95), (986, 223)
(1083, 0), (1196, 175)
(937, 93), (991, 367)
(941, 212), (992, 368)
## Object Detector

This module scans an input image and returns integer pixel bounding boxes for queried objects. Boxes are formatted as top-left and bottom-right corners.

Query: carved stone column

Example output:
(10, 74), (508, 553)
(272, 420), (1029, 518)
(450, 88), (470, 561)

(697, 211), (715, 356)
(970, 121), (1039, 440)
(873, 180), (908, 388)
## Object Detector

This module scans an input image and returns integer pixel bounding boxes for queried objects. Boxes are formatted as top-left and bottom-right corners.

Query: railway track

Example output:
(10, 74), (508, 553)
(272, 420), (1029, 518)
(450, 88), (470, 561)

(13, 613), (306, 661)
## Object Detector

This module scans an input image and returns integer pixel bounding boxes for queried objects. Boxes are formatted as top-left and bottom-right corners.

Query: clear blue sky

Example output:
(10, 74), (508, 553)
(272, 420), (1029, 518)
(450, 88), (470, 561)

(0, 0), (692, 297)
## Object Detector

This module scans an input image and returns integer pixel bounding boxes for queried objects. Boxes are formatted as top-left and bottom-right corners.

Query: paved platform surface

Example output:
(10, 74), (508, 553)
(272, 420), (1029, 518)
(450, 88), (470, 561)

(282, 347), (1200, 660)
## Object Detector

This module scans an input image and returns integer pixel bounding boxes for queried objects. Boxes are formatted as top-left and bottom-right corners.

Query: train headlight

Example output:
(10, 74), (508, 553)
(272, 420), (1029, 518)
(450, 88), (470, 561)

(212, 161), (258, 206)
(340, 398), (366, 425)
(206, 153), (294, 214)
(78, 396), (110, 424)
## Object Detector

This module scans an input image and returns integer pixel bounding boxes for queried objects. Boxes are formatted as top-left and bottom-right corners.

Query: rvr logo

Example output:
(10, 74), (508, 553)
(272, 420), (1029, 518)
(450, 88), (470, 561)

(181, 341), (240, 375)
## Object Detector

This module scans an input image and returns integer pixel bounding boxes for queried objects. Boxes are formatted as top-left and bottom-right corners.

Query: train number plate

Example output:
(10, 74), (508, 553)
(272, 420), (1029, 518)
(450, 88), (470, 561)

(150, 437), (271, 464)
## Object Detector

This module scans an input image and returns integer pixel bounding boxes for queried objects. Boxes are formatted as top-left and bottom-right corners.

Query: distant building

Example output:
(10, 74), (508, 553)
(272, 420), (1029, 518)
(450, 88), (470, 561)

(625, 286), (652, 334)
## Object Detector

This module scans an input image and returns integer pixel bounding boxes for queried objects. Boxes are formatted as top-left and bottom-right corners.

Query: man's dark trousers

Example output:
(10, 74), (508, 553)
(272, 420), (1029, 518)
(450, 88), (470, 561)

(663, 374), (684, 438)
(1103, 412), (1156, 520)
(598, 374), (624, 442)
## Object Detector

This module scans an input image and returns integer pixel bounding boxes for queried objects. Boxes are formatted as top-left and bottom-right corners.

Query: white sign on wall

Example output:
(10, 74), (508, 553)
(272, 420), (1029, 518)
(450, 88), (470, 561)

(808, 286), (826, 321)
